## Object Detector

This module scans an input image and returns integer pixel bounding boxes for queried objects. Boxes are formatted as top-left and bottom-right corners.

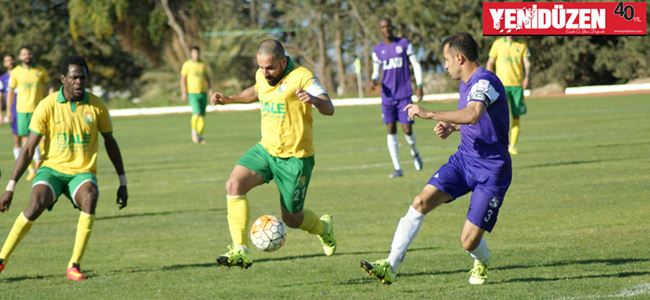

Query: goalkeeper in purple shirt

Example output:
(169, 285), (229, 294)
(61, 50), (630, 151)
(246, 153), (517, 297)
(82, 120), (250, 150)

(371, 18), (424, 178)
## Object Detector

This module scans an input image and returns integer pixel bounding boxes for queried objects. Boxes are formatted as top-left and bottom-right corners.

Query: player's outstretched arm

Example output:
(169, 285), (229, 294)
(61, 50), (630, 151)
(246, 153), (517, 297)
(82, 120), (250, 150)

(101, 132), (128, 210)
(211, 85), (258, 105)
(0, 133), (42, 212)
(295, 89), (334, 116)
(405, 101), (485, 125)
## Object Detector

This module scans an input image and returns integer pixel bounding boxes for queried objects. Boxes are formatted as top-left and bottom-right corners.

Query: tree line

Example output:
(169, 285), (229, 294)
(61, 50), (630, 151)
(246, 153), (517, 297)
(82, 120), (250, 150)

(1, 1), (648, 106)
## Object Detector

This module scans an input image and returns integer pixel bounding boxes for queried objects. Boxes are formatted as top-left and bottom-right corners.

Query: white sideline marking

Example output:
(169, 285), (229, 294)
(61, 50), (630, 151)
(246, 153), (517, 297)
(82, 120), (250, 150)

(565, 83), (650, 95)
(555, 282), (650, 299)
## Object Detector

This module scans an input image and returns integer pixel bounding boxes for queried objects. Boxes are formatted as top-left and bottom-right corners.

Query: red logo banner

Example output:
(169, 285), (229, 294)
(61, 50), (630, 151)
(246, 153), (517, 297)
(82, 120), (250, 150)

(482, 2), (647, 36)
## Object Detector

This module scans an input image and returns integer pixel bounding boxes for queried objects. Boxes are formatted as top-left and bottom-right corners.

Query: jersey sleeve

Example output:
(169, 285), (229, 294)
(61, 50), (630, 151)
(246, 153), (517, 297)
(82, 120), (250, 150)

(0, 79), (4, 92)
(29, 100), (50, 135)
(488, 41), (498, 59)
(8, 70), (17, 89)
(41, 67), (50, 85)
(406, 42), (415, 56)
(97, 101), (113, 133)
(302, 71), (328, 97)
(180, 62), (189, 76)
(468, 79), (500, 107)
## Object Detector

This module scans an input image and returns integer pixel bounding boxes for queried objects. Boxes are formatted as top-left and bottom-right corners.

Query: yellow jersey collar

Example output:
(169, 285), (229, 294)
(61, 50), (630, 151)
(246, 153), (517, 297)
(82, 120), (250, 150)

(57, 87), (89, 104)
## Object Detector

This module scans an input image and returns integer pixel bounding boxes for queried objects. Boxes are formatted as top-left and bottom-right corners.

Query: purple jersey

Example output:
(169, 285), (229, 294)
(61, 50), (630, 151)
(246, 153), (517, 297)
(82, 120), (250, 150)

(457, 67), (510, 161)
(373, 37), (414, 100)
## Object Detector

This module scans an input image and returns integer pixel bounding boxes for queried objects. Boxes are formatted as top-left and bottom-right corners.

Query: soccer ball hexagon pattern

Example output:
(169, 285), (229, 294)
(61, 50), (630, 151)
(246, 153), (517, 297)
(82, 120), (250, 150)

(250, 215), (286, 252)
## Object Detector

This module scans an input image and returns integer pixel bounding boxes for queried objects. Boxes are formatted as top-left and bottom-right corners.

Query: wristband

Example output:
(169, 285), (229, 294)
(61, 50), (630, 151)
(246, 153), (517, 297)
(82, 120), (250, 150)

(6, 180), (16, 192)
(119, 174), (128, 186)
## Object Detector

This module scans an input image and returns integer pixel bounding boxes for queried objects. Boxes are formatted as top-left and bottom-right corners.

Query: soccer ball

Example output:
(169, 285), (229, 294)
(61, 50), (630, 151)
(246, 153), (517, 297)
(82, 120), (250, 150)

(250, 215), (286, 252)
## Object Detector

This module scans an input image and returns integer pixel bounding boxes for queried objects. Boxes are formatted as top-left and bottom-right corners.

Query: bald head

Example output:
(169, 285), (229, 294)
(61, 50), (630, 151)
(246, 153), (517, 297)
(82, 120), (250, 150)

(257, 39), (286, 59)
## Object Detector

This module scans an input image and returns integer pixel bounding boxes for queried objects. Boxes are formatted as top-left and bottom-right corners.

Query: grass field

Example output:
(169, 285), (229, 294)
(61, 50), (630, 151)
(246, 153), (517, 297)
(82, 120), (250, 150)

(0, 94), (649, 299)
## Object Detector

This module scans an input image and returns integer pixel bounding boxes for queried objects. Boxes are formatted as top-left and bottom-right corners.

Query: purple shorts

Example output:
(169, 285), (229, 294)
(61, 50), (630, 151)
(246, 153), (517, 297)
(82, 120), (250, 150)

(381, 97), (413, 124)
(10, 99), (17, 135)
(427, 153), (512, 232)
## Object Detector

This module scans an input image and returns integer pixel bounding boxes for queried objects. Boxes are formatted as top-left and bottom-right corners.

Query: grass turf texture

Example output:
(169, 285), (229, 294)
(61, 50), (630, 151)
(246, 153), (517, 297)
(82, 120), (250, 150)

(0, 94), (648, 299)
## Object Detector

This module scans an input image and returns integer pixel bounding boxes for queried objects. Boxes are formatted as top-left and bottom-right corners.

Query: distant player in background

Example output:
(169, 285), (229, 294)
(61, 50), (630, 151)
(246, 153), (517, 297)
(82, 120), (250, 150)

(487, 36), (530, 155)
(180, 46), (211, 144)
(210, 39), (336, 268)
(0, 54), (21, 160)
(371, 18), (424, 178)
(361, 33), (512, 285)
(0, 56), (128, 281)
(7, 46), (52, 180)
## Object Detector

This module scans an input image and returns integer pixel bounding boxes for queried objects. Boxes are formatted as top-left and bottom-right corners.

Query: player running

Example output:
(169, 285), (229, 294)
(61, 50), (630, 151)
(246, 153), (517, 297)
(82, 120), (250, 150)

(210, 39), (336, 268)
(0, 56), (128, 281)
(0, 54), (21, 161)
(371, 18), (424, 178)
(360, 33), (512, 285)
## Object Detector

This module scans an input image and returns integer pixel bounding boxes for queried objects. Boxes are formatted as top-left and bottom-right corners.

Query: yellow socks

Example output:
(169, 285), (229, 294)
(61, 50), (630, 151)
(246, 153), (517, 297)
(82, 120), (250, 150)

(227, 195), (250, 247)
(68, 212), (94, 268)
(0, 212), (34, 261)
(191, 115), (198, 134)
(510, 118), (520, 149)
(196, 115), (205, 136)
(298, 209), (325, 236)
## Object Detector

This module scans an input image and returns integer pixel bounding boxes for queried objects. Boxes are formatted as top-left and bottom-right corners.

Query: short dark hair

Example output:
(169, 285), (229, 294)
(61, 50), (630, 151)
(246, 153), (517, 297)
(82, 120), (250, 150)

(190, 46), (200, 52)
(442, 33), (479, 62)
(4, 54), (15, 59)
(19, 45), (31, 52)
(257, 39), (285, 59)
(60, 55), (89, 76)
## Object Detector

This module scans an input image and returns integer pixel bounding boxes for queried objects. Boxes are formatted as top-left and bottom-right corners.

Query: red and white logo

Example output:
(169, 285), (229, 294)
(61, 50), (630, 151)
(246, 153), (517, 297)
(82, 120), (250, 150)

(483, 2), (647, 36)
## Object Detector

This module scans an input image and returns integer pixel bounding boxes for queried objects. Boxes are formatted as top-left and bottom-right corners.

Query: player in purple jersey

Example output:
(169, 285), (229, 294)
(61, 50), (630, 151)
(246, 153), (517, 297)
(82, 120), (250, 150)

(0, 54), (21, 160)
(371, 18), (424, 178)
(361, 33), (512, 286)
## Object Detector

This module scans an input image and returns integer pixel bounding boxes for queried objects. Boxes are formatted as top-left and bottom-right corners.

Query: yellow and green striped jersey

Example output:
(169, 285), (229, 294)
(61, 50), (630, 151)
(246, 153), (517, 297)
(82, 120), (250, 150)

(181, 60), (208, 93)
(30, 88), (113, 175)
(255, 58), (327, 158)
(488, 38), (530, 86)
(8, 65), (50, 113)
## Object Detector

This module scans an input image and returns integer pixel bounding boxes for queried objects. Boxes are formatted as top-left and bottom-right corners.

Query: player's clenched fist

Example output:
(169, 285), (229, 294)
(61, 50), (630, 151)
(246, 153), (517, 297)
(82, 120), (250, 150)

(295, 89), (313, 103)
(434, 121), (454, 139)
(210, 92), (229, 105)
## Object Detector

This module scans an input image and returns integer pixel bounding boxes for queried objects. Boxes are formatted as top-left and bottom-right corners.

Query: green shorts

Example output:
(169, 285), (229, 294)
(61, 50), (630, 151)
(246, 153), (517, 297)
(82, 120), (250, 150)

(189, 93), (208, 115)
(17, 112), (33, 137)
(237, 144), (315, 213)
(32, 166), (97, 210)
(505, 86), (527, 117)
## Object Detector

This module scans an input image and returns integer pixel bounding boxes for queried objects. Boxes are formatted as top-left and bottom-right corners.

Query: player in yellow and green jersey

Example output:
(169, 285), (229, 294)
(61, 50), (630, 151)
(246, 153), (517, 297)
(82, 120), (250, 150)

(0, 56), (128, 281)
(180, 46), (211, 144)
(210, 39), (336, 268)
(7, 46), (52, 179)
(487, 36), (531, 155)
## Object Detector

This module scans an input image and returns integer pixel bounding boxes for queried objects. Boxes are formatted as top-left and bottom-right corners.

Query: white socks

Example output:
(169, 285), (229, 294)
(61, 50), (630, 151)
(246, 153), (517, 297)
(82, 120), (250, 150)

(387, 206), (424, 272)
(468, 238), (490, 264)
(387, 134), (401, 171)
(12, 147), (20, 159)
(404, 133), (418, 156)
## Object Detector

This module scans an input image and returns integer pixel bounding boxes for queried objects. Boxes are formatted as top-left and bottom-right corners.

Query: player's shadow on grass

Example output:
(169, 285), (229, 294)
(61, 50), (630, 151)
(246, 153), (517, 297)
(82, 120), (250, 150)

(160, 247), (438, 272)
(0, 273), (60, 283)
(95, 207), (223, 221)
(340, 257), (650, 285)
(520, 157), (633, 169)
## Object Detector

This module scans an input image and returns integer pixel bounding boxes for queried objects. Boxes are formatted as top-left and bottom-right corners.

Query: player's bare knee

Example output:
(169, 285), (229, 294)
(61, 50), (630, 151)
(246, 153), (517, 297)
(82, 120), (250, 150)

(461, 234), (481, 251)
(225, 177), (241, 195)
(23, 191), (53, 220)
